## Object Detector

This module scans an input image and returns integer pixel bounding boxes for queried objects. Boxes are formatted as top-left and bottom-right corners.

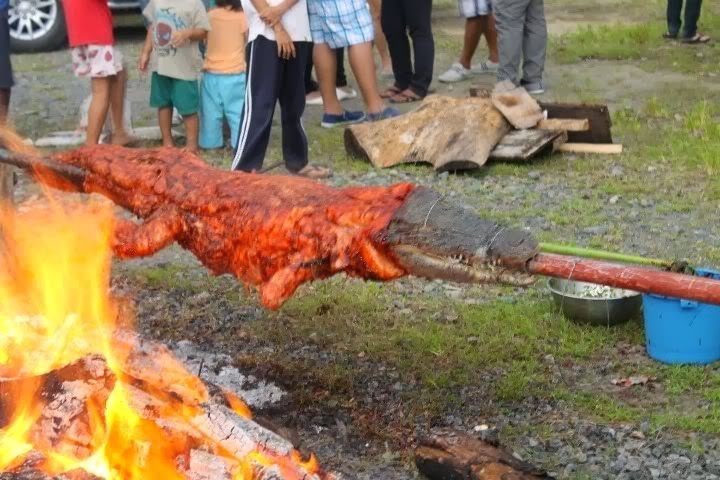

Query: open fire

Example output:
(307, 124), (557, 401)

(0, 198), (328, 479)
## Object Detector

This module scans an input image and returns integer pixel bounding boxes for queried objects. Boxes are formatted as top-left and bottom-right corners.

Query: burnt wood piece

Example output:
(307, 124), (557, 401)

(415, 428), (553, 480)
(538, 102), (612, 144)
(344, 95), (511, 171)
(489, 129), (567, 162)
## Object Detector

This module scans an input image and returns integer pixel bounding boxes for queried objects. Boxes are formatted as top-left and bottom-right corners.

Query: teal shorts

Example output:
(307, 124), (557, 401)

(150, 72), (199, 116)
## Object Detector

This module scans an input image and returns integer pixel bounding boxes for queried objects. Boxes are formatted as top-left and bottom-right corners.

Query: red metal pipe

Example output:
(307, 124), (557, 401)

(528, 253), (720, 306)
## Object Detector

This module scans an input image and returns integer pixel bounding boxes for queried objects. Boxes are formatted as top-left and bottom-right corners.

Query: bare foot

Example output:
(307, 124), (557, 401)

(110, 131), (139, 147)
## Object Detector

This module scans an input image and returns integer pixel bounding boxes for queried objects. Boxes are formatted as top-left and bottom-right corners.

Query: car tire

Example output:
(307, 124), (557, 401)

(9, 0), (67, 53)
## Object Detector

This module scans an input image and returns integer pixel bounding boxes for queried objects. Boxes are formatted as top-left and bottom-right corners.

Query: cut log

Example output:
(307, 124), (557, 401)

(538, 102), (612, 144)
(415, 428), (552, 480)
(536, 118), (589, 132)
(491, 81), (544, 130)
(489, 129), (567, 163)
(344, 95), (511, 171)
(557, 143), (623, 154)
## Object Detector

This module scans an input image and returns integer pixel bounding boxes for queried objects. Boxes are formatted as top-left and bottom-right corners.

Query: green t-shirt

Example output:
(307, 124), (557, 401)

(143, 0), (211, 81)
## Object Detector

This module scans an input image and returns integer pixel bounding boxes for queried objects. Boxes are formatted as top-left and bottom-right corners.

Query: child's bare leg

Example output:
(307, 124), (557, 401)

(109, 69), (131, 145)
(347, 42), (385, 114)
(183, 114), (199, 153)
(483, 14), (500, 63)
(368, 0), (392, 73)
(158, 107), (174, 147)
(460, 17), (483, 69)
(313, 43), (343, 115)
(86, 77), (111, 145)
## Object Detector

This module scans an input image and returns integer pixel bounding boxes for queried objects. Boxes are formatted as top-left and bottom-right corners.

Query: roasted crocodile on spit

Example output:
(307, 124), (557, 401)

(0, 138), (539, 309)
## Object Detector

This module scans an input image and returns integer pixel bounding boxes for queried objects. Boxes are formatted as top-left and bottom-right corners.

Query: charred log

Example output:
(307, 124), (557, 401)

(415, 429), (552, 480)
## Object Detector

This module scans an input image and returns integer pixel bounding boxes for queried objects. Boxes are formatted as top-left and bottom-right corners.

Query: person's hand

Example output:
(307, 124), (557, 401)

(274, 27), (295, 60)
(170, 29), (191, 48)
(260, 4), (284, 26)
(138, 50), (151, 73)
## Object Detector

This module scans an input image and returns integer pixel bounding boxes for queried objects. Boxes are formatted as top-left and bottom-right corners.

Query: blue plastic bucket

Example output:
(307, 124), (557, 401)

(642, 268), (720, 365)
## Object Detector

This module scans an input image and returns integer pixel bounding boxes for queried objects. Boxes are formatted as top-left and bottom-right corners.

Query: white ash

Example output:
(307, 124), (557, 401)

(171, 340), (285, 409)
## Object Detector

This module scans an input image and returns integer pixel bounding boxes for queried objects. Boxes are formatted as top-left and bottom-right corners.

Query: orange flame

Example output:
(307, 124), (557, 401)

(0, 197), (324, 479)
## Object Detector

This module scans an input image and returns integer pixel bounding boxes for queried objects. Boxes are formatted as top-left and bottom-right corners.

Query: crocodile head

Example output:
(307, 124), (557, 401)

(383, 187), (539, 286)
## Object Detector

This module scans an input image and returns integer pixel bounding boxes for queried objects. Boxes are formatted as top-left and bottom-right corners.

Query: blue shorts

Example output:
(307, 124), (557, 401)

(200, 71), (246, 149)
(307, 0), (375, 49)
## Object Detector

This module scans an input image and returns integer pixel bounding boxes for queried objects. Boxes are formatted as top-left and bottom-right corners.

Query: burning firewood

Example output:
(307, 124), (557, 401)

(0, 203), (338, 480)
(415, 428), (553, 480)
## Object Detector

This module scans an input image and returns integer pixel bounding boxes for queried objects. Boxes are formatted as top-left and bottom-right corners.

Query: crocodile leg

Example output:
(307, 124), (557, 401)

(112, 206), (184, 259)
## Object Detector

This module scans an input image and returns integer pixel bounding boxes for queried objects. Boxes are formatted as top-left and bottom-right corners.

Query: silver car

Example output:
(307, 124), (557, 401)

(8, 0), (141, 53)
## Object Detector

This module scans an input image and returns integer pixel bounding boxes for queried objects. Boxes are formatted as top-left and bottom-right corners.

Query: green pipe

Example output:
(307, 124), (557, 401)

(539, 242), (673, 269)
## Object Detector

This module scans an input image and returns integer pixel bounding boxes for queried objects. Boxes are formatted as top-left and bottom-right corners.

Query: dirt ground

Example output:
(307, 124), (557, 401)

(7, 1), (720, 479)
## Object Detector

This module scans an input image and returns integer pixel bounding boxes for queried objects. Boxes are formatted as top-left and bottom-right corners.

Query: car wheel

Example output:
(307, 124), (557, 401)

(8, 0), (67, 53)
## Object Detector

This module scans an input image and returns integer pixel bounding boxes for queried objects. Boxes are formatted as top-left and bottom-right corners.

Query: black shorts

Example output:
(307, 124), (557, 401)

(0, 9), (14, 89)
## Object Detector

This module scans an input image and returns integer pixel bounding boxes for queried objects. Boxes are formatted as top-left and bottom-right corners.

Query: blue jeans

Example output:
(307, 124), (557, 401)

(200, 72), (246, 149)
(667, 0), (703, 38)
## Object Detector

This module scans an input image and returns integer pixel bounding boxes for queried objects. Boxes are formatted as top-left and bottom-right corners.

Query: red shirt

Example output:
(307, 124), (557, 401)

(62, 0), (114, 47)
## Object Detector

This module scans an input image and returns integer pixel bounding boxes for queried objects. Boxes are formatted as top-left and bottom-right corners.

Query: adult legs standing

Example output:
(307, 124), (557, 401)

(494, 0), (527, 85)
(682, 0), (703, 38)
(666, 0), (684, 36)
(405, 0), (434, 97)
(381, 0), (411, 91)
(520, 0), (546, 89)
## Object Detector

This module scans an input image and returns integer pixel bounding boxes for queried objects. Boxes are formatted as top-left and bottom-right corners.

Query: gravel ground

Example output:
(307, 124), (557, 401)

(7, 5), (720, 480)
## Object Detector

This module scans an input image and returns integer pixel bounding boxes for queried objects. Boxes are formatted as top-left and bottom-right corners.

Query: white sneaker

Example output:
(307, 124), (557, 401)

(306, 91), (324, 106)
(471, 60), (499, 74)
(337, 86), (358, 101)
(438, 63), (472, 83)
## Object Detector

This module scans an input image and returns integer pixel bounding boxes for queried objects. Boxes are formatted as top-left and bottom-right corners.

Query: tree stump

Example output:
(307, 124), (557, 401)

(415, 428), (553, 480)
(344, 95), (511, 172)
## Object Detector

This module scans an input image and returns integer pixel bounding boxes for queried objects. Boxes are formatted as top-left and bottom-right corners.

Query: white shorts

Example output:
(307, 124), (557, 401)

(71, 45), (124, 78)
(458, 0), (492, 18)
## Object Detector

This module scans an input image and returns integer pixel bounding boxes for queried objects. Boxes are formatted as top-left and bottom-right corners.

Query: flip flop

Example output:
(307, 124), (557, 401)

(681, 33), (711, 44)
(380, 85), (402, 99)
(662, 31), (678, 40)
(389, 91), (423, 104)
(295, 164), (333, 179)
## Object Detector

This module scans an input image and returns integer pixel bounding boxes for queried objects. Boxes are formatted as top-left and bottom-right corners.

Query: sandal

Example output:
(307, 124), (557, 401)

(295, 164), (333, 179)
(681, 33), (711, 44)
(662, 31), (678, 40)
(380, 85), (402, 99)
(389, 90), (423, 104)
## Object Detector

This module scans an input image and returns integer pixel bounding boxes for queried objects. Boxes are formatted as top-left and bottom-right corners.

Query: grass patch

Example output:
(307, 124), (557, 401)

(551, 12), (720, 74)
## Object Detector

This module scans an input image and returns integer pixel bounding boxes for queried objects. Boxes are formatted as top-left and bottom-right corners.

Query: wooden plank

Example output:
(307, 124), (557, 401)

(538, 102), (612, 143)
(489, 129), (567, 162)
(557, 143), (623, 154)
(491, 80), (544, 130)
(537, 118), (589, 131)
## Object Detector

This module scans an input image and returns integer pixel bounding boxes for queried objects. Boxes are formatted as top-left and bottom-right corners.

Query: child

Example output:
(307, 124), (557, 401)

(307, 0), (398, 127)
(231, 0), (331, 178)
(200, 0), (248, 150)
(62, 0), (132, 146)
(139, 0), (211, 153)
(438, 0), (499, 83)
(0, 0), (12, 125)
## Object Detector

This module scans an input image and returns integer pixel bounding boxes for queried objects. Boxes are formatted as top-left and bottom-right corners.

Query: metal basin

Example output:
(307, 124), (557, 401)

(547, 278), (642, 326)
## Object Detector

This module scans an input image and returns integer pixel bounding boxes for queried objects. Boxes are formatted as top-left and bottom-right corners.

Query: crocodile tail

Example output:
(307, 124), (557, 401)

(0, 126), (86, 192)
